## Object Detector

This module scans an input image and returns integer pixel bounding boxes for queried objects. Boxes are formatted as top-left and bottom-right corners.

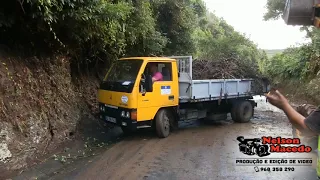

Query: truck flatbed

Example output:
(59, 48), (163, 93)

(179, 79), (253, 102)
(168, 56), (255, 103)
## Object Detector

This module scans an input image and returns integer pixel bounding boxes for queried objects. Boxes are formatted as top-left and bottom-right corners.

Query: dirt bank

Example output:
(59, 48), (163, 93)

(0, 53), (103, 178)
(271, 80), (320, 106)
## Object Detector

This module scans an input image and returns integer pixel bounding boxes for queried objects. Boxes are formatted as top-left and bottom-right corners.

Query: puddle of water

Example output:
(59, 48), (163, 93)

(253, 95), (283, 113)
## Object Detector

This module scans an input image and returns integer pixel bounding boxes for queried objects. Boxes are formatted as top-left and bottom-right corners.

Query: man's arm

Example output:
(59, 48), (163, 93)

(266, 90), (320, 136)
(152, 72), (163, 82)
(282, 103), (319, 136)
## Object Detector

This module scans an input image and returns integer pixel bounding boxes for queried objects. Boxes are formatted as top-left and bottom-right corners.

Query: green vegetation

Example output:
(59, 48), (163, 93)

(263, 0), (320, 103)
(0, 0), (266, 76)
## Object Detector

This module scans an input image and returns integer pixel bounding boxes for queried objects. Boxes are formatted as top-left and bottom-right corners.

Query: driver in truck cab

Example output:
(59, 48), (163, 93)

(149, 63), (163, 82)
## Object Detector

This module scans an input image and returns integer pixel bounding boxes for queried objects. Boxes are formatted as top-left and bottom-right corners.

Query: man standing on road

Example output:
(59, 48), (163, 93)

(265, 90), (320, 137)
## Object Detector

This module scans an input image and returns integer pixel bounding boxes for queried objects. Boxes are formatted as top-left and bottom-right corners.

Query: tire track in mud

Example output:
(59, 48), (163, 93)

(73, 134), (176, 180)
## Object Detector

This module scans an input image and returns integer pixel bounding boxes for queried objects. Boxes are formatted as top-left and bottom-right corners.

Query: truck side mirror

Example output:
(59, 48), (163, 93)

(145, 75), (153, 92)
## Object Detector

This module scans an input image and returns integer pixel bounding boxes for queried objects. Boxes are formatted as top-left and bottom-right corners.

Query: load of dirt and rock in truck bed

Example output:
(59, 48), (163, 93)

(192, 57), (268, 94)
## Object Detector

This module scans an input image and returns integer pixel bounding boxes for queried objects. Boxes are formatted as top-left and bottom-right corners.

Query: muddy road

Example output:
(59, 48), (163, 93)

(14, 96), (317, 180)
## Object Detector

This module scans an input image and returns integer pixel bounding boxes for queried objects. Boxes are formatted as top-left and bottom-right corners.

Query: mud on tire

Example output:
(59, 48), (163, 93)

(155, 109), (172, 138)
(231, 100), (253, 123)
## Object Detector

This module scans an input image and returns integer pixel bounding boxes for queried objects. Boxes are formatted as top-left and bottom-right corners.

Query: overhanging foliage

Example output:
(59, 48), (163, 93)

(0, 0), (266, 77)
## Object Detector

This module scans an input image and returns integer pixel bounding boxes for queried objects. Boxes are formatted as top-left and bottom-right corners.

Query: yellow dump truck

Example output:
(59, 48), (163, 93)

(97, 56), (268, 138)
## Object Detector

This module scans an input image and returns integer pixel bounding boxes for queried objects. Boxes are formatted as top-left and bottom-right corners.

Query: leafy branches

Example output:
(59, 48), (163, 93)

(263, 46), (312, 81)
(0, 0), (265, 78)
(263, 0), (286, 21)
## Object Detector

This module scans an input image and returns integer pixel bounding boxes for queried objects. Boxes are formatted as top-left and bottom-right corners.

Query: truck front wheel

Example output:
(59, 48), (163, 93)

(155, 109), (171, 138)
(231, 100), (253, 123)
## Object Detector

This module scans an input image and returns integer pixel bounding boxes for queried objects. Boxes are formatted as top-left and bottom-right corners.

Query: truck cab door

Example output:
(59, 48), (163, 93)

(137, 61), (178, 121)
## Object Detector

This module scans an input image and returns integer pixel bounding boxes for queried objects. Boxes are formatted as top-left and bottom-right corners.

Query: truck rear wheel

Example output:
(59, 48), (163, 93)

(155, 109), (171, 138)
(231, 100), (253, 123)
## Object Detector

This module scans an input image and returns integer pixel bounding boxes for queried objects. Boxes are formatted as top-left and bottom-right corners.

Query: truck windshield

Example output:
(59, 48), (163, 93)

(100, 59), (143, 93)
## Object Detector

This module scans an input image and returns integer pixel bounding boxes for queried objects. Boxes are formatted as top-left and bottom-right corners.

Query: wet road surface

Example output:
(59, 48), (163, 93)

(14, 96), (318, 180)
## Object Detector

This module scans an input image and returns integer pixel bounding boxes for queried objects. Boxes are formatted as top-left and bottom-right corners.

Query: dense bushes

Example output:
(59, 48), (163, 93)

(262, 46), (312, 81)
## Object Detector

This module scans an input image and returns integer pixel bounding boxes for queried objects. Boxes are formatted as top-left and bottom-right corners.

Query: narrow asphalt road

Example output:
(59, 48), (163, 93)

(14, 97), (318, 180)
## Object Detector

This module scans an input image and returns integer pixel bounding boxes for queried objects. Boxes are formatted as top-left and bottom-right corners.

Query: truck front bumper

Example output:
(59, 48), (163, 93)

(99, 103), (137, 129)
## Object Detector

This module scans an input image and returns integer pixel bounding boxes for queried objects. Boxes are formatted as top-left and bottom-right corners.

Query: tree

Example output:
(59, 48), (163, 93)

(263, 0), (286, 21)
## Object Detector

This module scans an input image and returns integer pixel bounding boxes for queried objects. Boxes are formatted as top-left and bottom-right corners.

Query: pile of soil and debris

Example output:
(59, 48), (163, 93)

(0, 52), (107, 178)
(192, 58), (269, 94)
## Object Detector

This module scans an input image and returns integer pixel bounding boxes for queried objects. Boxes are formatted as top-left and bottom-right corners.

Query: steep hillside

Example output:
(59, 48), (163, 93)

(0, 53), (102, 176)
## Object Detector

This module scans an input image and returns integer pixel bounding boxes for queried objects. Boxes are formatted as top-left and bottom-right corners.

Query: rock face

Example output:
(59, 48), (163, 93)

(0, 54), (100, 176)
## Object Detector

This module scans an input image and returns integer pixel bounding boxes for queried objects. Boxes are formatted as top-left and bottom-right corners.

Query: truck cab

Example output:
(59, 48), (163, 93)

(98, 57), (179, 137)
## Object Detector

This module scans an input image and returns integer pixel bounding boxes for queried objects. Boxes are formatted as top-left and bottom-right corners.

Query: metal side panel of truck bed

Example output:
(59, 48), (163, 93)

(167, 56), (254, 102)
(179, 79), (254, 102)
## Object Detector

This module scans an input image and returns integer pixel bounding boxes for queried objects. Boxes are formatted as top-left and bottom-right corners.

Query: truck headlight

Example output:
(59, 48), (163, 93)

(121, 111), (125, 117)
(121, 111), (130, 118)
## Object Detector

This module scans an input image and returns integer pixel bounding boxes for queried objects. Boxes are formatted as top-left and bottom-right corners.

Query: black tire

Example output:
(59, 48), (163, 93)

(155, 109), (171, 138)
(231, 100), (253, 123)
